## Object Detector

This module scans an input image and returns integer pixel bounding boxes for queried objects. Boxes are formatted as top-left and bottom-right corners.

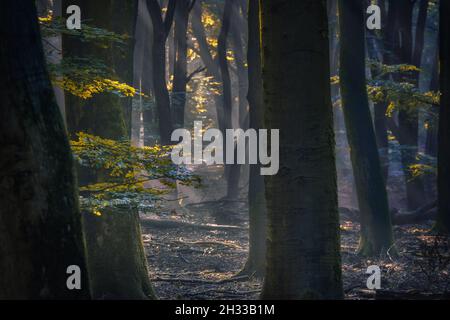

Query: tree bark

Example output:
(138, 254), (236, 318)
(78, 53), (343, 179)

(426, 51), (439, 157)
(82, 209), (154, 299)
(0, 1), (90, 299)
(366, 0), (390, 181)
(147, 0), (176, 145)
(218, 0), (241, 200)
(191, 1), (225, 131)
(338, 0), (394, 256)
(172, 0), (191, 129)
(230, 0), (249, 129)
(391, 0), (426, 211)
(260, 0), (343, 299)
(62, 0), (155, 299)
(239, 0), (266, 278)
(436, 0), (450, 233)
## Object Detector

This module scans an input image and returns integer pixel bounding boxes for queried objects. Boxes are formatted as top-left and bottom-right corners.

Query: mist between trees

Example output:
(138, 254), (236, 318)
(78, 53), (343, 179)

(0, 0), (449, 300)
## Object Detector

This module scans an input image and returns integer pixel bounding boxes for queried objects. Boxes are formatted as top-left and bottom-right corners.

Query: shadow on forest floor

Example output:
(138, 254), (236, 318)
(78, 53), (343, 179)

(140, 166), (450, 300)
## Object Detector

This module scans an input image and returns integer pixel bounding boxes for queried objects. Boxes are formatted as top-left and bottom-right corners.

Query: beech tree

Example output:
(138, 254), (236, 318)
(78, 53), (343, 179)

(239, 0), (266, 278)
(147, 0), (176, 144)
(260, 0), (343, 299)
(0, 1), (90, 299)
(338, 0), (394, 256)
(389, 0), (426, 210)
(436, 0), (450, 234)
(62, 0), (155, 299)
(172, 0), (197, 129)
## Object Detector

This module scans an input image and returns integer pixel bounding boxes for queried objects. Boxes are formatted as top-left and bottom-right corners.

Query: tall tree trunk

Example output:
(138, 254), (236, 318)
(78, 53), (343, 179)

(0, 1), (90, 299)
(412, 0), (429, 80)
(172, 0), (192, 129)
(391, 0), (426, 210)
(367, 0), (390, 181)
(134, 0), (156, 146)
(426, 52), (439, 157)
(191, 1), (225, 132)
(147, 0), (176, 145)
(218, 0), (233, 137)
(436, 0), (450, 233)
(260, 0), (343, 299)
(239, 0), (266, 278)
(231, 0), (249, 129)
(219, 0), (241, 200)
(338, 0), (394, 256)
(62, 0), (155, 299)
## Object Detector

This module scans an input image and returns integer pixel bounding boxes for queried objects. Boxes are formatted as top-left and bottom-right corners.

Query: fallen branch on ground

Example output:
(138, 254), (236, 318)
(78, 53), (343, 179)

(140, 218), (247, 231)
(150, 275), (249, 284)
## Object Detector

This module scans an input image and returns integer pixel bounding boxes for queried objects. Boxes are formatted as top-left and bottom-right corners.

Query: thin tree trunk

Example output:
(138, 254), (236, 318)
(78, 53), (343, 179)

(260, 0), (343, 299)
(426, 51), (439, 157)
(218, 0), (241, 200)
(135, 0), (156, 146)
(191, 1), (225, 132)
(412, 0), (429, 77)
(0, 1), (90, 299)
(392, 0), (426, 210)
(172, 0), (191, 129)
(366, 3), (390, 181)
(338, 0), (394, 256)
(62, 0), (155, 299)
(238, 0), (266, 278)
(231, 0), (249, 129)
(147, 0), (176, 145)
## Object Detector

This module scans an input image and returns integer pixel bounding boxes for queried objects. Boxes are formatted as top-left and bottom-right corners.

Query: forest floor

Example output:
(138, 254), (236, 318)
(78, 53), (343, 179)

(141, 165), (450, 300)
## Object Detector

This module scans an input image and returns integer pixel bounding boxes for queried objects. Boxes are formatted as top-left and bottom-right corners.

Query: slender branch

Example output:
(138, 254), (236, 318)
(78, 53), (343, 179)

(188, 0), (197, 12)
(163, 0), (177, 37)
(146, 0), (164, 30)
(186, 65), (206, 82)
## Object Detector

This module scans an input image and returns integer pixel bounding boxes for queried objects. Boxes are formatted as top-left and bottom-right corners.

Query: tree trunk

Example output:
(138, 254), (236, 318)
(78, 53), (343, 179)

(412, 0), (429, 79)
(231, 0), (249, 129)
(239, 0), (266, 278)
(191, 1), (225, 132)
(172, 0), (190, 129)
(218, 0), (233, 136)
(134, 0), (156, 146)
(82, 209), (154, 299)
(218, 0), (241, 200)
(338, 0), (394, 256)
(260, 0), (343, 299)
(392, 0), (426, 211)
(366, 4), (390, 181)
(426, 52), (439, 157)
(147, 0), (176, 145)
(0, 1), (90, 299)
(62, 0), (155, 299)
(436, 0), (450, 233)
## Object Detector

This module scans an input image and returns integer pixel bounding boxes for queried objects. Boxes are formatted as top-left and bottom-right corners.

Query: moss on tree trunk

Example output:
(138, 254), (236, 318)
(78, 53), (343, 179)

(62, 0), (155, 299)
(0, 1), (90, 299)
